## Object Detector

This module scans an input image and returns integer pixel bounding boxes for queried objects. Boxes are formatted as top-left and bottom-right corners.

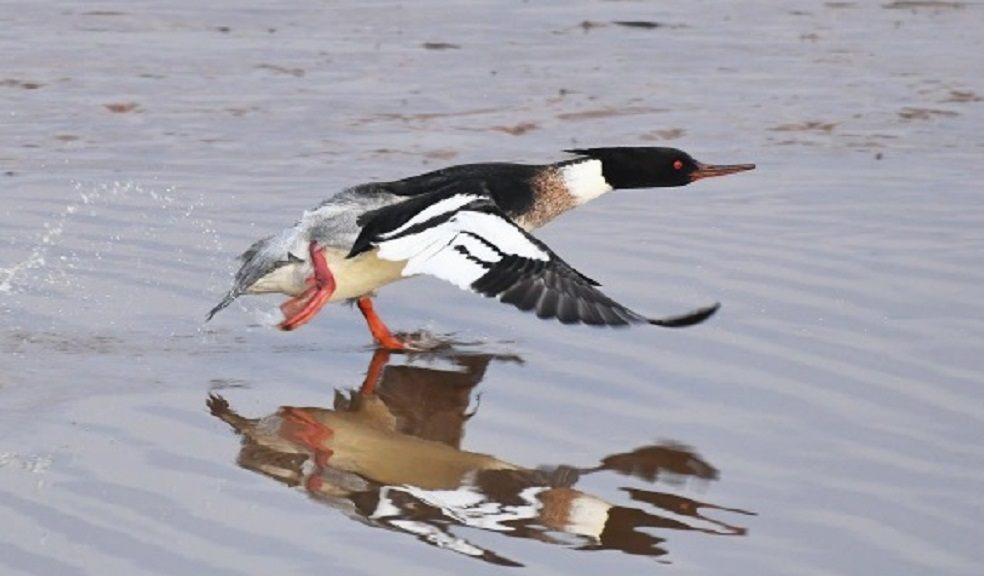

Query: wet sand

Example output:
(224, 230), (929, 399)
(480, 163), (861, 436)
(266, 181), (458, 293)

(2, 1), (983, 574)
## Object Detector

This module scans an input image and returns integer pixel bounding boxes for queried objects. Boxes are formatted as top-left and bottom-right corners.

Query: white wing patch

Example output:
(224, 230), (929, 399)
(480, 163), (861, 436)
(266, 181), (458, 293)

(453, 212), (549, 261)
(376, 209), (549, 291)
(380, 193), (483, 240)
(406, 244), (490, 290)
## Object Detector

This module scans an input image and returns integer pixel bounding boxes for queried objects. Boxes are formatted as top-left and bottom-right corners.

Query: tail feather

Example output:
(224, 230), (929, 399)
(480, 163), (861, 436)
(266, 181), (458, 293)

(206, 232), (293, 322)
(206, 291), (238, 322)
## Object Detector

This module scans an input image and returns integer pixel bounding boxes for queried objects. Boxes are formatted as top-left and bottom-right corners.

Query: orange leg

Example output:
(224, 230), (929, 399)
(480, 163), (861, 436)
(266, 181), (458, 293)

(278, 241), (336, 331)
(356, 297), (406, 351)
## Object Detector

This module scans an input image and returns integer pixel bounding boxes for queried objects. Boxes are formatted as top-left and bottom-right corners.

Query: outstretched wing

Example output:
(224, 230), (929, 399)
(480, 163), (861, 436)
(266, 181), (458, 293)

(348, 185), (718, 328)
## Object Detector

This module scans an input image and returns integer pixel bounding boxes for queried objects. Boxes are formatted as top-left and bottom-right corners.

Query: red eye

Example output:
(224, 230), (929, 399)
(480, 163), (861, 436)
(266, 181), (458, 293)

(672, 160), (684, 170)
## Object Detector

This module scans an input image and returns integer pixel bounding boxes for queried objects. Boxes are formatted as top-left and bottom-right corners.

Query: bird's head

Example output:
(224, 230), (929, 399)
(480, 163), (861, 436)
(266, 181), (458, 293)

(564, 146), (755, 189)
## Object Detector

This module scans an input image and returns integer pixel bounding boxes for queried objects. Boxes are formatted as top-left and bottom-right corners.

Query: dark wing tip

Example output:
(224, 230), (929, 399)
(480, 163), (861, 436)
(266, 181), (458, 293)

(564, 148), (589, 156)
(647, 302), (720, 328)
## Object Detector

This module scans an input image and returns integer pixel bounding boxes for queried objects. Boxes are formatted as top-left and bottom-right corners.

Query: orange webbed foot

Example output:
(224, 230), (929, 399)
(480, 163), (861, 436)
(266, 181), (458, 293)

(278, 241), (336, 331)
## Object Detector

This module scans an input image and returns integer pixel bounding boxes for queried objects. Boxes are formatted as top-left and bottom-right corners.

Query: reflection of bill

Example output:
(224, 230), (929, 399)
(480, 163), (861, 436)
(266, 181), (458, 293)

(208, 349), (753, 566)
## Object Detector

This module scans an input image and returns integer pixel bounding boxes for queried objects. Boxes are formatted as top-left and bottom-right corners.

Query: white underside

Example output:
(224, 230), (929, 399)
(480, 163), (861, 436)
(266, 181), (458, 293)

(247, 247), (406, 302)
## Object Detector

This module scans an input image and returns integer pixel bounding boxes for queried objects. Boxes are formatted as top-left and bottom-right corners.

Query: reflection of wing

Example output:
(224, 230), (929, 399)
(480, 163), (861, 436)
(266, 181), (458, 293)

(593, 443), (719, 482)
(367, 486), (523, 567)
(349, 184), (719, 328)
(374, 356), (490, 447)
(333, 351), (494, 448)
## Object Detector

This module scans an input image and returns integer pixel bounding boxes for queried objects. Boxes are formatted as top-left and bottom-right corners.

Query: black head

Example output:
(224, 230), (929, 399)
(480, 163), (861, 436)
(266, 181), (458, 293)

(564, 147), (755, 189)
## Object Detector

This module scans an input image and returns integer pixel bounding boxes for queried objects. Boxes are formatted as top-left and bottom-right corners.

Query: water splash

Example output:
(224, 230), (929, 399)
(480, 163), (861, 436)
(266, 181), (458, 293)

(0, 452), (52, 475)
(0, 207), (69, 294)
(1, 180), (228, 331)
(0, 181), (121, 295)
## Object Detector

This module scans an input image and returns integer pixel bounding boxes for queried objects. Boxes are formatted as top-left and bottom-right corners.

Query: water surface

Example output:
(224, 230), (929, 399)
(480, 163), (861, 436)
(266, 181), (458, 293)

(2, 1), (982, 574)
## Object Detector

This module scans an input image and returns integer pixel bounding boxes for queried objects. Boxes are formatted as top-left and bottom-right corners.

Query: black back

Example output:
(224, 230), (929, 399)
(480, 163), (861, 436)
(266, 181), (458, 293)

(380, 162), (543, 217)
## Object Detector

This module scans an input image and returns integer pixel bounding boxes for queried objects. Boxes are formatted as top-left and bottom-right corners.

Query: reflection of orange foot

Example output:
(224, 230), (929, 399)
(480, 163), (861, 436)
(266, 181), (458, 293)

(278, 241), (336, 331)
(305, 472), (325, 493)
(280, 407), (334, 450)
(313, 447), (334, 468)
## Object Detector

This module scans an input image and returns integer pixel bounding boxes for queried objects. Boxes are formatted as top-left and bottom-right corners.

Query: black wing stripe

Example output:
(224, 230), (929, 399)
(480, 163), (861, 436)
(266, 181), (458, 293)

(460, 231), (506, 259)
(453, 245), (495, 269)
(382, 210), (457, 242)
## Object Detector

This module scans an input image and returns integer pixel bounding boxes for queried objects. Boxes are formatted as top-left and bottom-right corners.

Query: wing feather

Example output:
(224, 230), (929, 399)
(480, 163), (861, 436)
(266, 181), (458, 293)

(348, 183), (719, 328)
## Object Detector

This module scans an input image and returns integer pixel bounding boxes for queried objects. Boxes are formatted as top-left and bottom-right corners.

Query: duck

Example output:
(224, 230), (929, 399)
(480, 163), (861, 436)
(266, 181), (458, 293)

(206, 147), (754, 349)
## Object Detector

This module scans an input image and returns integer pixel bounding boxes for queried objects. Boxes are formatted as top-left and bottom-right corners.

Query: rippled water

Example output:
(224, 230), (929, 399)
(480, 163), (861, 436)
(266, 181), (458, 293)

(2, 1), (982, 574)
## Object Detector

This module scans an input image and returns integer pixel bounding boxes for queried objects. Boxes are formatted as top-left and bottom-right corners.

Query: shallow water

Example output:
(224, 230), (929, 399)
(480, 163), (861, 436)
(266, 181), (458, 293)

(2, 1), (983, 574)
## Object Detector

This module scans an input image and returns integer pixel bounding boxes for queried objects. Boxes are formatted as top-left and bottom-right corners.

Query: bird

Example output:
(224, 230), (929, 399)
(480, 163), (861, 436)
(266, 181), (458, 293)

(206, 147), (754, 350)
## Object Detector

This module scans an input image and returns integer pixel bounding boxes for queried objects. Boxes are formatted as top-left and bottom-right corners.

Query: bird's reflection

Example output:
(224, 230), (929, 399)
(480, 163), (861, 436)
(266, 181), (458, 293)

(208, 349), (753, 566)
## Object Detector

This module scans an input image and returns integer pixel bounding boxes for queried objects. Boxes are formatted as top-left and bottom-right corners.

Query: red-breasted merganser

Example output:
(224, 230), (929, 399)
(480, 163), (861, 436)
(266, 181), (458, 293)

(207, 147), (754, 349)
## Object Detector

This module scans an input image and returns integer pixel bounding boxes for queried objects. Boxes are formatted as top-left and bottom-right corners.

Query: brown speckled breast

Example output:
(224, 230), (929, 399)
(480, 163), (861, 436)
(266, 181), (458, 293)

(515, 168), (579, 230)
